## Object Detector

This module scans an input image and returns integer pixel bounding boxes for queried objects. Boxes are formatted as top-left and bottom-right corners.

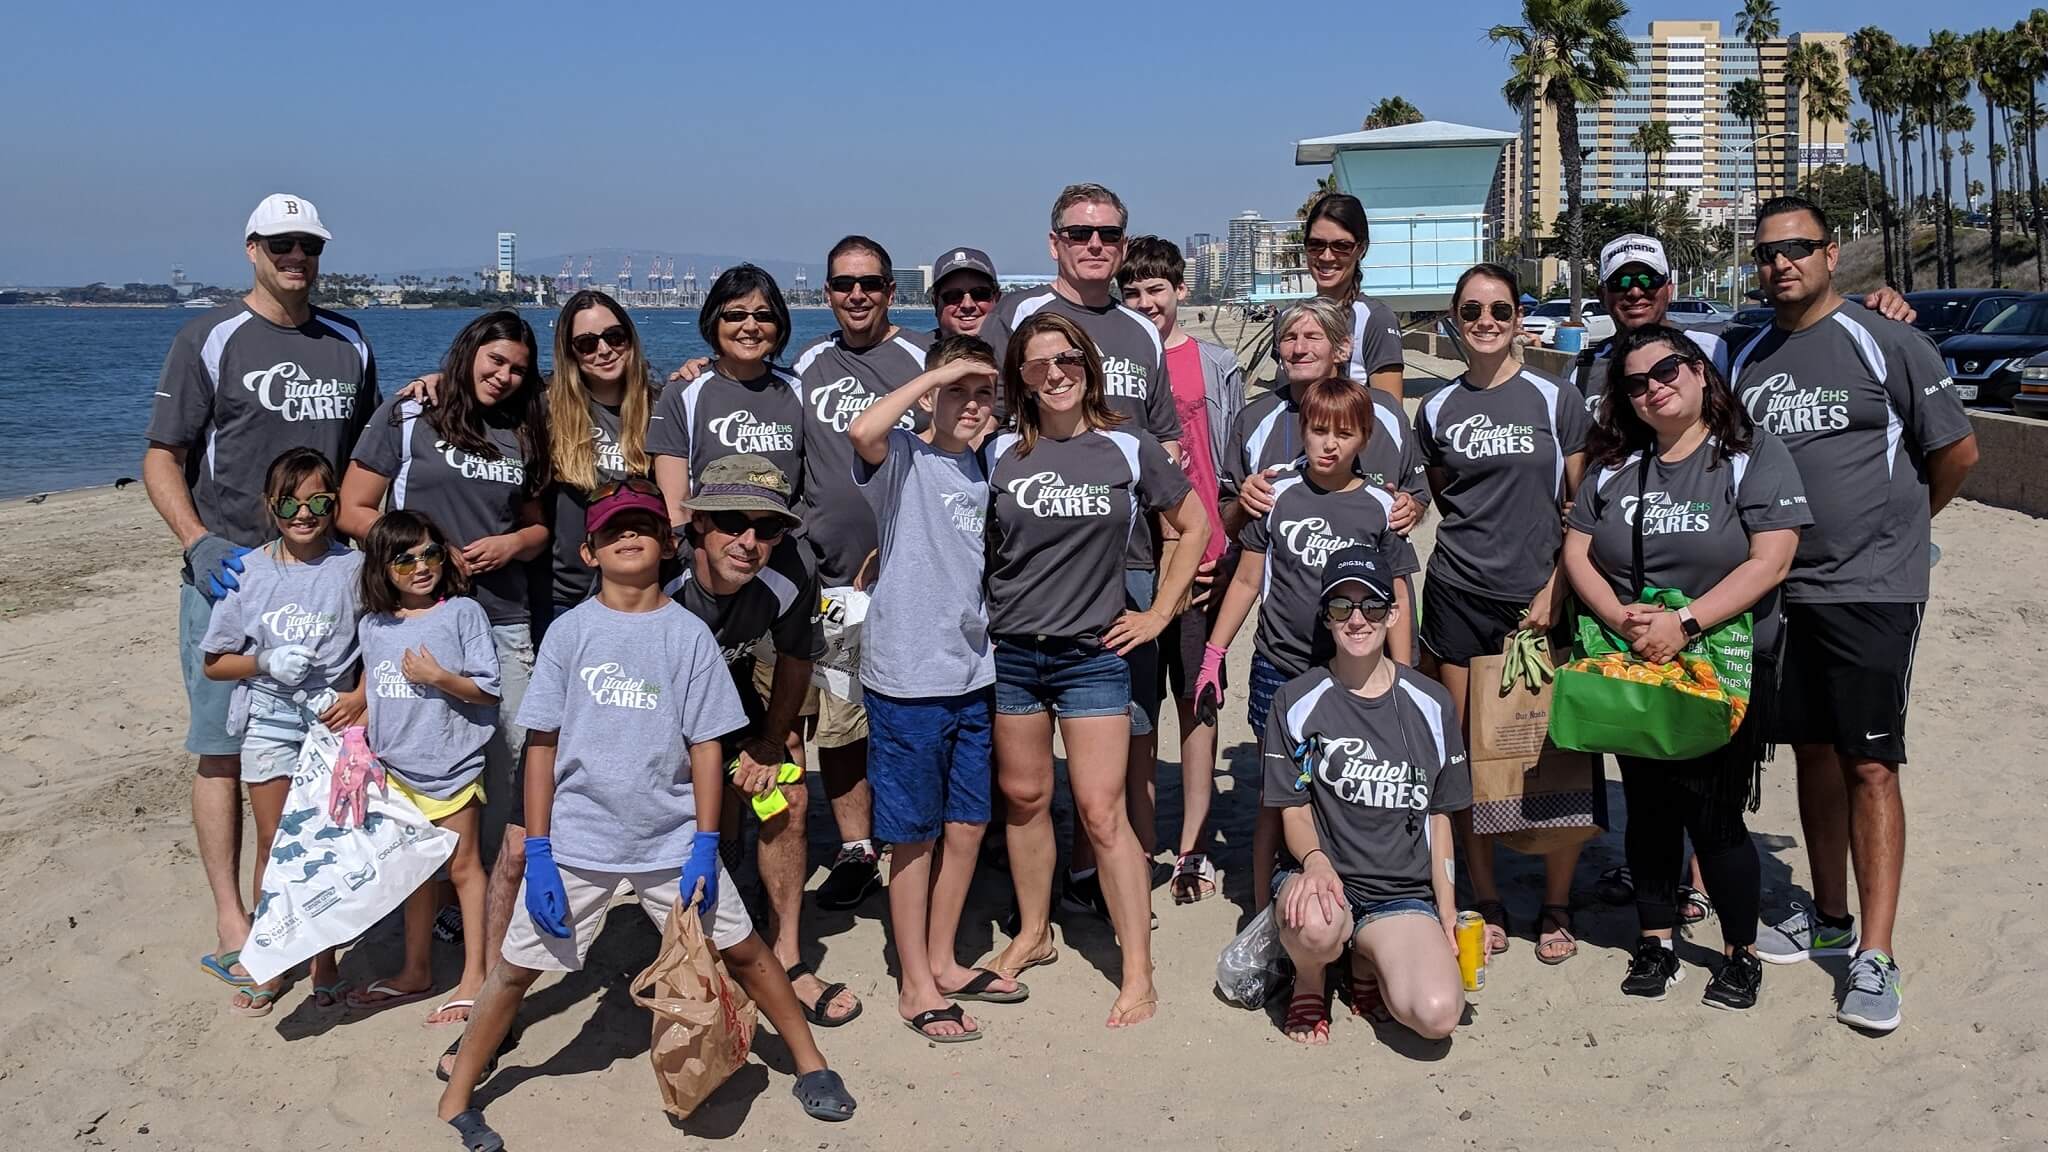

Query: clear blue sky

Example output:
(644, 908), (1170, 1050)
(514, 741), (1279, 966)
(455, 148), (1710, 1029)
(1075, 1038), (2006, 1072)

(0, 0), (2022, 285)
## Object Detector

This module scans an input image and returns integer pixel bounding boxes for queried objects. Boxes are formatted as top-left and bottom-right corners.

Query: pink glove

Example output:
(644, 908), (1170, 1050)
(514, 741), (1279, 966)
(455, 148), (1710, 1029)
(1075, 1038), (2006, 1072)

(1194, 643), (1228, 727)
(328, 725), (385, 829)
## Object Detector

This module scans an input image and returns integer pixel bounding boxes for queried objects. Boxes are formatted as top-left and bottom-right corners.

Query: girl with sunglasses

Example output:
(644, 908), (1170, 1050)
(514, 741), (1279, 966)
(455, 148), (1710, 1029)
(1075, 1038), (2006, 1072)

(1302, 193), (1406, 404)
(348, 509), (502, 1023)
(199, 447), (364, 1017)
(649, 264), (804, 526)
(1264, 544), (1468, 1046)
(1414, 263), (1590, 964)
(544, 291), (659, 624)
(1563, 324), (1809, 1010)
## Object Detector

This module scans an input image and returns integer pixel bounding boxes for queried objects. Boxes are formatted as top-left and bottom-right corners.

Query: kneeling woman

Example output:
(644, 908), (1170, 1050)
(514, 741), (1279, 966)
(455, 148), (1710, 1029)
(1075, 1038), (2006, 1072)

(1266, 545), (1468, 1045)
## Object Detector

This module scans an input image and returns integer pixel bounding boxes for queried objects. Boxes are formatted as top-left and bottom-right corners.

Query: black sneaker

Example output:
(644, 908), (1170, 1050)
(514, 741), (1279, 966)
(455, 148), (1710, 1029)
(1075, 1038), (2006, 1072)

(1702, 949), (1763, 1011)
(1620, 937), (1682, 999)
(813, 845), (881, 911)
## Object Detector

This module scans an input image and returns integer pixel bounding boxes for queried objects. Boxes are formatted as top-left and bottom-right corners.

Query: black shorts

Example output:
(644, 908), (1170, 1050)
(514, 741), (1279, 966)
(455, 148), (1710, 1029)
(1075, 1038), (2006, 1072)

(1419, 576), (1526, 667)
(1771, 601), (1923, 764)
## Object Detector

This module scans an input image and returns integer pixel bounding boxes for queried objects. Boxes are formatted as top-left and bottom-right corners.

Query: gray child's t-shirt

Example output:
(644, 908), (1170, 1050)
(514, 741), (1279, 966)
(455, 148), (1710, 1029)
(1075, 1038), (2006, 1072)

(201, 543), (365, 732)
(855, 427), (995, 698)
(359, 596), (502, 799)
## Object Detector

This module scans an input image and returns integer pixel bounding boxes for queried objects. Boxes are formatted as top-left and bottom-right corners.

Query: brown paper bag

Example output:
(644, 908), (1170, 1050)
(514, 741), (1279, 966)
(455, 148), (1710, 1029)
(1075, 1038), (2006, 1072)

(630, 899), (757, 1119)
(1467, 644), (1602, 855)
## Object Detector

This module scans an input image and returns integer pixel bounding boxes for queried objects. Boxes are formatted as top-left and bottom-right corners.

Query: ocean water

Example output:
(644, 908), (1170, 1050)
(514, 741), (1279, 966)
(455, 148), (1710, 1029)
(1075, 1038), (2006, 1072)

(0, 304), (846, 498)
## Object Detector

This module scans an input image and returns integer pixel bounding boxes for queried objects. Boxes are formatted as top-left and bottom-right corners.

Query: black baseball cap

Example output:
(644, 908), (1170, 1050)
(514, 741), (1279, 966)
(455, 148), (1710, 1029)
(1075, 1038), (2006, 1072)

(1320, 544), (1396, 604)
(931, 246), (998, 288)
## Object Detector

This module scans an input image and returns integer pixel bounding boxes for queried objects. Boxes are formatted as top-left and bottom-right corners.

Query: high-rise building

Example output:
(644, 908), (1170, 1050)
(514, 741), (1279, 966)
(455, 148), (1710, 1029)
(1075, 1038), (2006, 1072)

(495, 232), (517, 293)
(1517, 20), (1846, 249)
(1224, 211), (1264, 301)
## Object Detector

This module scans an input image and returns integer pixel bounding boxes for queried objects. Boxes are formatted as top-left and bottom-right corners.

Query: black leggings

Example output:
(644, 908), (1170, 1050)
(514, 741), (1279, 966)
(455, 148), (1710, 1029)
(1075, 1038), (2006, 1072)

(1617, 748), (1760, 948)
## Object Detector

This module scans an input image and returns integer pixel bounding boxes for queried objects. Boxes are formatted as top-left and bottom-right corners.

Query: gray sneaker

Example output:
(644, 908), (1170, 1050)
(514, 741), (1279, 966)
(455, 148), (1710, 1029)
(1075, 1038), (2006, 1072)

(1755, 903), (1858, 965)
(1837, 949), (1902, 1033)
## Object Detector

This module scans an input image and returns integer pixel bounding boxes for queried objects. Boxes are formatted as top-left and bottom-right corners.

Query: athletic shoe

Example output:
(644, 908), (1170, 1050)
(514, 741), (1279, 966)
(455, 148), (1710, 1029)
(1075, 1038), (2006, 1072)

(1837, 949), (1903, 1033)
(1755, 903), (1858, 965)
(814, 844), (881, 911)
(1620, 937), (1682, 999)
(1702, 950), (1763, 1011)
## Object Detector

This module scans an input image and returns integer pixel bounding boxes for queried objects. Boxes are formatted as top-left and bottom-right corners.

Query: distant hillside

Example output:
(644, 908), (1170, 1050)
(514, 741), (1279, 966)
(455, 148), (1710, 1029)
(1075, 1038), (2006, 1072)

(1835, 226), (2044, 295)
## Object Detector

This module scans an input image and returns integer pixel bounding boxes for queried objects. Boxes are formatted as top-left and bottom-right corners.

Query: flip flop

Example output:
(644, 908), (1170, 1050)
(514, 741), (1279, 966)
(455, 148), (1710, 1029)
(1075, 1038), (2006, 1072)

(903, 1004), (982, 1043)
(785, 962), (862, 1028)
(1535, 904), (1579, 966)
(446, 1108), (504, 1152)
(231, 985), (282, 1018)
(200, 950), (254, 987)
(347, 979), (435, 1012)
(943, 967), (1028, 1004)
(427, 999), (475, 1026)
(791, 1069), (857, 1121)
(312, 981), (352, 1009)
(991, 944), (1059, 982)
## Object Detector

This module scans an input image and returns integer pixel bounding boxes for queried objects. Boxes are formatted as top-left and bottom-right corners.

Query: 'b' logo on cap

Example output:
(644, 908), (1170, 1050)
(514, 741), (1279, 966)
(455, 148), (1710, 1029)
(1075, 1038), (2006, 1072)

(284, 199), (300, 214)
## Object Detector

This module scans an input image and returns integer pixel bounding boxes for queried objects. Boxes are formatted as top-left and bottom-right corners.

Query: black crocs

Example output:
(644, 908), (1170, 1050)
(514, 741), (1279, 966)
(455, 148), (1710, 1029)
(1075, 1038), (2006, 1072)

(447, 1109), (504, 1151)
(792, 1068), (857, 1121)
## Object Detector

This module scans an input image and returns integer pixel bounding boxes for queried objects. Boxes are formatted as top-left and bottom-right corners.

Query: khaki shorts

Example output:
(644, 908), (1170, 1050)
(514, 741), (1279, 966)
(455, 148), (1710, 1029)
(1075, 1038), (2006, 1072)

(501, 861), (751, 971)
(753, 655), (867, 749)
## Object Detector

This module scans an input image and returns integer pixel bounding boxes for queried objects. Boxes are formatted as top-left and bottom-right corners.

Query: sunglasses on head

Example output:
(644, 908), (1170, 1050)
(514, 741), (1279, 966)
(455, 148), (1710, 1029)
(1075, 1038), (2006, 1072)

(937, 284), (997, 307)
(1054, 225), (1125, 245)
(827, 274), (891, 294)
(1019, 349), (1088, 386)
(1617, 351), (1696, 397)
(569, 325), (631, 357)
(1459, 300), (1516, 324)
(591, 476), (662, 502)
(388, 542), (447, 574)
(271, 492), (336, 519)
(1323, 597), (1394, 624)
(717, 308), (779, 326)
(1304, 237), (1360, 257)
(1606, 270), (1668, 294)
(705, 509), (788, 541)
(260, 235), (325, 257)
(1752, 237), (1825, 267)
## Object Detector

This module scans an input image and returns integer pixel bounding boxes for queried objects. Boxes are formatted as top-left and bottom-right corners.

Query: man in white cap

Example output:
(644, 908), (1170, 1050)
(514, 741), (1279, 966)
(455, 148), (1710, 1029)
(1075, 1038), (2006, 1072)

(141, 193), (378, 1001)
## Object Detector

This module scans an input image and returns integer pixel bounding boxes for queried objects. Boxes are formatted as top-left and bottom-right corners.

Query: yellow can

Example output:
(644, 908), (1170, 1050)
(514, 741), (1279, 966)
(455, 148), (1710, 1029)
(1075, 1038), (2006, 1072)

(1456, 910), (1487, 991)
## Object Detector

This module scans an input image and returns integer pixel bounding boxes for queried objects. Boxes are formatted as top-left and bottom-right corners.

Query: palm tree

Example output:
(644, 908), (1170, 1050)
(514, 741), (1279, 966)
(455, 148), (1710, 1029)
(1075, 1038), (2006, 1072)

(1363, 96), (1425, 131)
(1972, 28), (2011, 285)
(2021, 10), (2048, 288)
(1631, 119), (1676, 197)
(1729, 76), (1769, 241)
(1810, 75), (1851, 194)
(1784, 42), (1829, 195)
(1927, 32), (1971, 287)
(1296, 172), (1339, 221)
(1848, 28), (1904, 287)
(1735, 0), (1784, 195)
(1851, 117), (1878, 240)
(1490, 0), (1635, 320)
(1960, 136), (1976, 213)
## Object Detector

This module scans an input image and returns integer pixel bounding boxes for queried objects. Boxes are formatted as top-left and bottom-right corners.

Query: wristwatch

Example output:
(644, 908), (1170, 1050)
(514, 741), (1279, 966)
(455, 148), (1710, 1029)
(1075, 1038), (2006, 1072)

(1677, 606), (1702, 639)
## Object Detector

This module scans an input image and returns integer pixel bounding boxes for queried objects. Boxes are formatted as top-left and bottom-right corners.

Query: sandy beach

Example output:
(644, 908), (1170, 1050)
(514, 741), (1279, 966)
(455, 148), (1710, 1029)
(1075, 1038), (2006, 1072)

(3, 410), (2047, 1150)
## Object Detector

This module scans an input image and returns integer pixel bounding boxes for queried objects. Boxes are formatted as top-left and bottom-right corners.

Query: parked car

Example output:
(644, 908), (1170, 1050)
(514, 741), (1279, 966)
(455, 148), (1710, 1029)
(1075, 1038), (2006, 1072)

(2014, 353), (2048, 419)
(1904, 289), (2029, 344)
(1731, 306), (1774, 328)
(1937, 293), (2048, 407)
(1666, 298), (1735, 327)
(1964, 210), (1992, 229)
(1521, 299), (1615, 347)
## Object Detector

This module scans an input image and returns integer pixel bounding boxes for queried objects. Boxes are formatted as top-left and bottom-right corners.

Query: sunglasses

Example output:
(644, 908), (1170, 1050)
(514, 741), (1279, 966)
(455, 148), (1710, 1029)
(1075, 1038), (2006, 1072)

(826, 274), (891, 294)
(1459, 300), (1516, 324)
(1323, 597), (1394, 624)
(705, 509), (789, 541)
(260, 235), (325, 257)
(1020, 349), (1088, 386)
(271, 492), (337, 519)
(569, 325), (631, 357)
(1054, 225), (1125, 245)
(388, 543), (447, 574)
(591, 476), (662, 502)
(1617, 351), (1696, 397)
(1606, 270), (1668, 294)
(936, 284), (998, 307)
(717, 308), (779, 326)
(1752, 237), (1825, 267)
(1304, 237), (1360, 257)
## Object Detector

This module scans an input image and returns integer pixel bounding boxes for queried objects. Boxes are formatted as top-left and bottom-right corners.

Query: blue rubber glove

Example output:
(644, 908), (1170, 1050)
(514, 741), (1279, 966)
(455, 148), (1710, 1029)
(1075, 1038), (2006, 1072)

(186, 533), (251, 601)
(522, 836), (571, 939)
(679, 830), (721, 912)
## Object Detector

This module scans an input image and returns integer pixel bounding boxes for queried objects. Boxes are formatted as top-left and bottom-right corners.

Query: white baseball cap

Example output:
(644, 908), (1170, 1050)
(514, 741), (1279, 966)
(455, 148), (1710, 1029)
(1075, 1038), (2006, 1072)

(245, 193), (333, 241)
(1598, 233), (1669, 281)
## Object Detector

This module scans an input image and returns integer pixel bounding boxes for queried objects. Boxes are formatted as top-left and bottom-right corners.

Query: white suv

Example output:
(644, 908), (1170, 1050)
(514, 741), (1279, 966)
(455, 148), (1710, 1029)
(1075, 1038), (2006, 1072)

(1521, 300), (1615, 347)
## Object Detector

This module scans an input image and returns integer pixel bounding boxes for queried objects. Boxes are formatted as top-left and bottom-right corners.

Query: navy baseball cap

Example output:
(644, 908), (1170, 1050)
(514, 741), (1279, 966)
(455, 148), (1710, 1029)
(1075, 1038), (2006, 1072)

(1320, 544), (1396, 603)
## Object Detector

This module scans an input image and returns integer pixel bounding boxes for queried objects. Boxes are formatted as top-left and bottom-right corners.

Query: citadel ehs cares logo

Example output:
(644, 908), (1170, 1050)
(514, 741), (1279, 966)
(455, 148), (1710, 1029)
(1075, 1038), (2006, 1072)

(709, 409), (796, 453)
(1277, 516), (1360, 570)
(580, 662), (661, 710)
(1006, 471), (1111, 517)
(372, 659), (423, 700)
(434, 441), (525, 485)
(1741, 372), (1849, 435)
(811, 376), (913, 434)
(241, 361), (358, 422)
(1314, 737), (1428, 809)
(1101, 355), (1147, 400)
(1443, 413), (1536, 459)
(261, 602), (338, 644)
(940, 490), (986, 535)
(1621, 491), (1712, 536)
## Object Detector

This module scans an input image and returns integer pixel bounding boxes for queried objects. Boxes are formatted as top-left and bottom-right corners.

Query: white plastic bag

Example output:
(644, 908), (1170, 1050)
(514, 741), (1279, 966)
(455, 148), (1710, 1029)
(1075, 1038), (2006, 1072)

(239, 718), (456, 984)
(812, 586), (868, 702)
(1215, 904), (1293, 1008)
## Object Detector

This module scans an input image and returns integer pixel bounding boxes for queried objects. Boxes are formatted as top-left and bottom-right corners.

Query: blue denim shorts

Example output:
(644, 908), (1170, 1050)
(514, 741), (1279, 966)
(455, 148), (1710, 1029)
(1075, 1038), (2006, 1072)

(866, 688), (994, 843)
(1272, 869), (1439, 934)
(240, 689), (310, 783)
(180, 580), (242, 757)
(1247, 651), (1293, 743)
(993, 635), (1131, 722)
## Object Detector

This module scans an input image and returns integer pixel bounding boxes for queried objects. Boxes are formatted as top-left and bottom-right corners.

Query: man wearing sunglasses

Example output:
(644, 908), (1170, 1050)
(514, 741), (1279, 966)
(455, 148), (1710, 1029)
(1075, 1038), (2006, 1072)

(142, 192), (379, 992)
(1730, 196), (1978, 1036)
(787, 235), (935, 913)
(928, 247), (1003, 341)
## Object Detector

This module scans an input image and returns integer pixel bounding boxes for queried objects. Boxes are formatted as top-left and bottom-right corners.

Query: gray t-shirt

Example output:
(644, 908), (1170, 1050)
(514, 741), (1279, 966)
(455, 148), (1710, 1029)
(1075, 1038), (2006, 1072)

(1221, 382), (1431, 512)
(1238, 471), (1419, 677)
(1415, 368), (1589, 601)
(515, 598), (749, 872)
(664, 535), (825, 669)
(145, 304), (378, 550)
(792, 329), (932, 586)
(1571, 327), (1729, 417)
(200, 544), (365, 732)
(986, 428), (1189, 638)
(359, 596), (501, 799)
(1344, 296), (1407, 384)
(1730, 303), (1973, 604)
(352, 397), (539, 626)
(854, 427), (995, 698)
(1262, 666), (1470, 905)
(1569, 434), (1812, 655)
(546, 395), (642, 608)
(646, 366), (805, 496)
